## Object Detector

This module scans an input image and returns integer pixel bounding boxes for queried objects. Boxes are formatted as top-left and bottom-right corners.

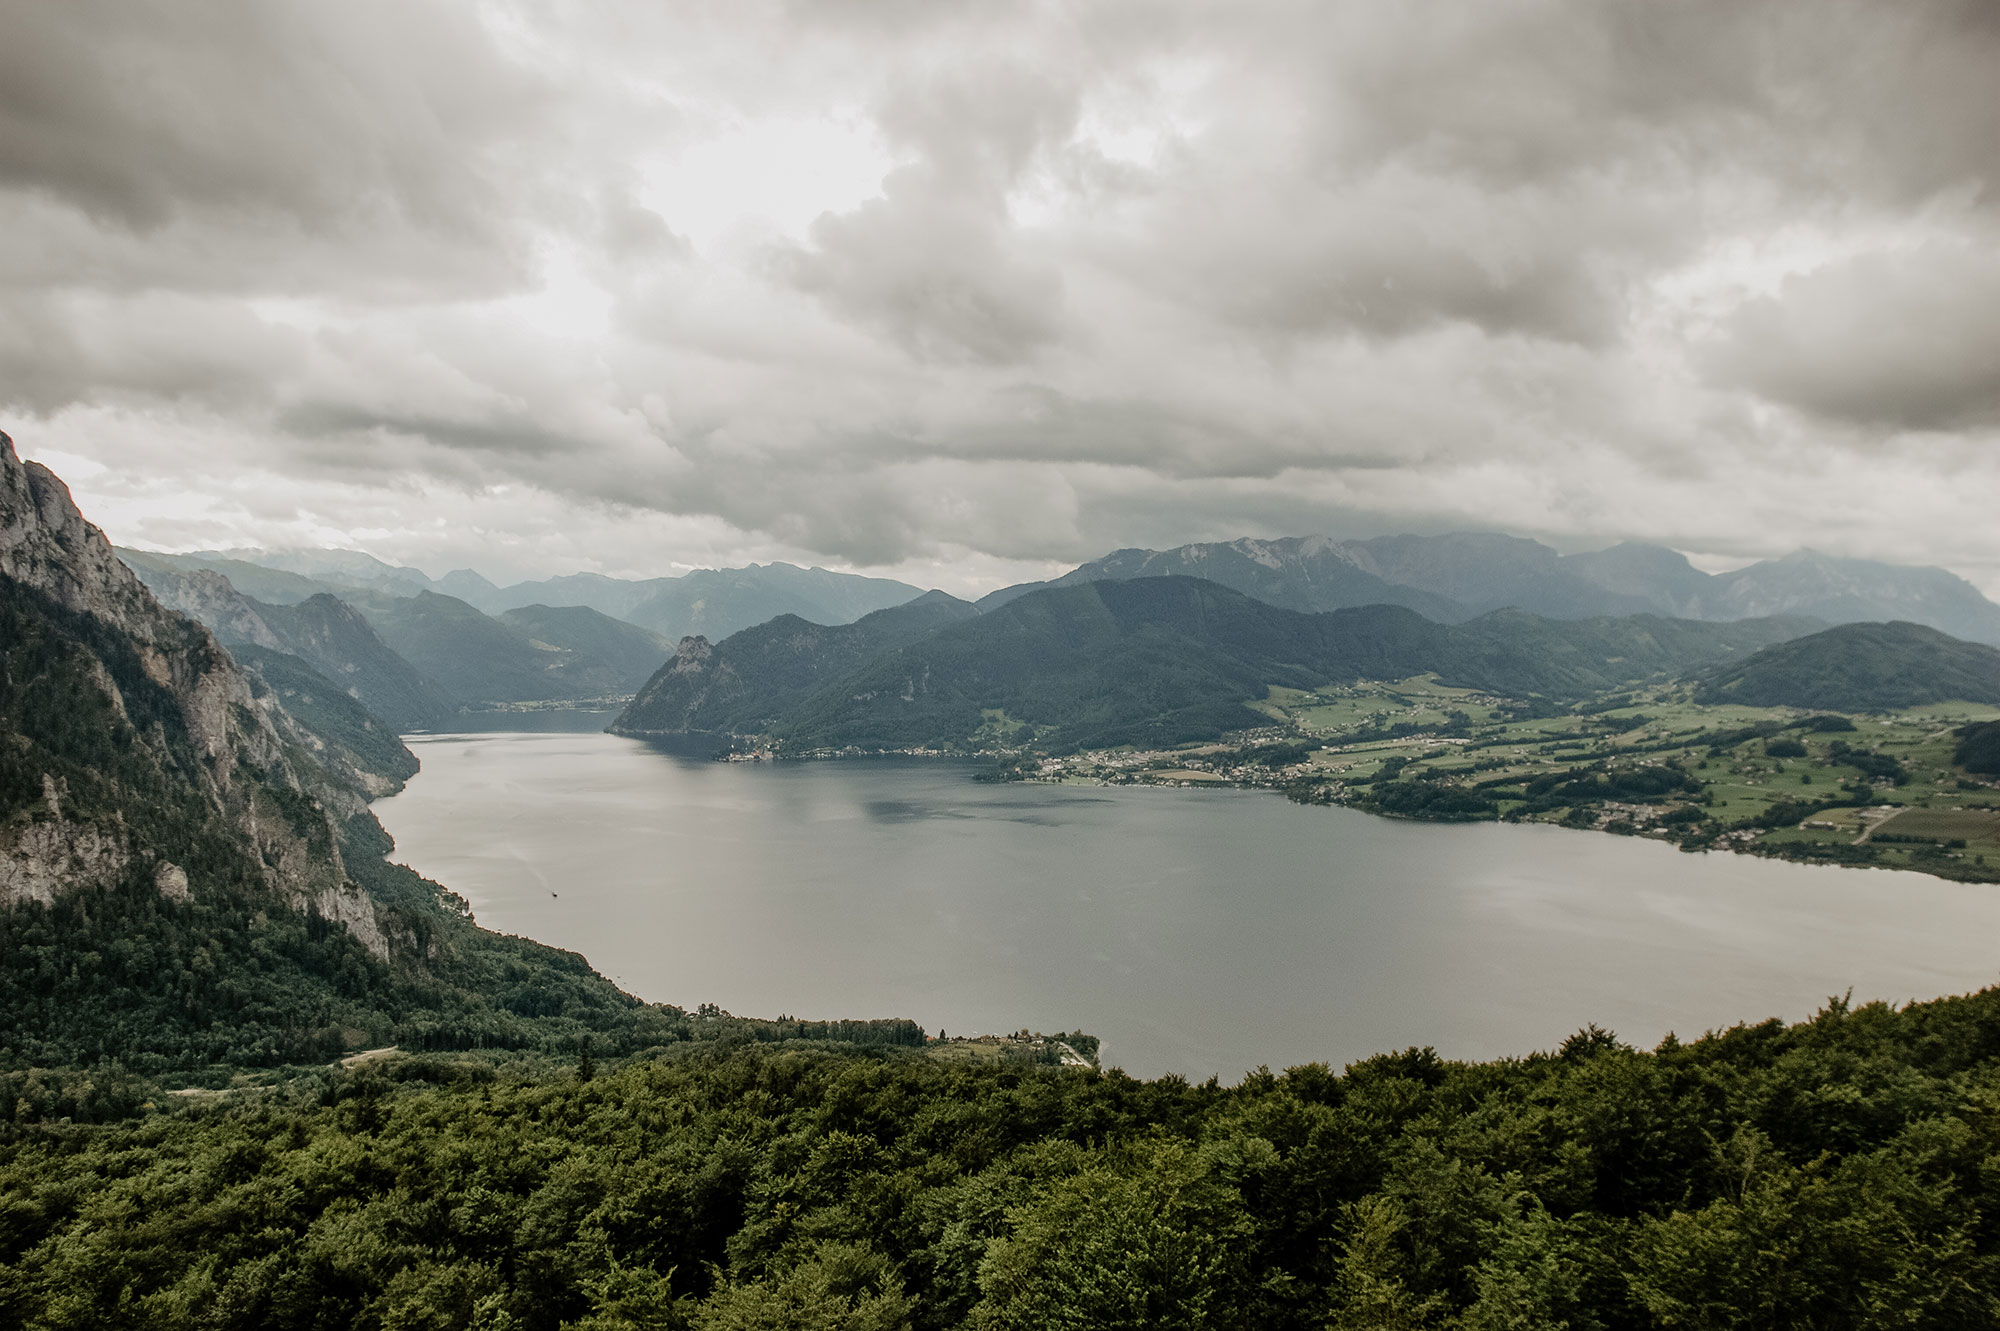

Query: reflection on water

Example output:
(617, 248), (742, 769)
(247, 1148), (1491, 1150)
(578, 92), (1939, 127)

(375, 731), (2000, 1081)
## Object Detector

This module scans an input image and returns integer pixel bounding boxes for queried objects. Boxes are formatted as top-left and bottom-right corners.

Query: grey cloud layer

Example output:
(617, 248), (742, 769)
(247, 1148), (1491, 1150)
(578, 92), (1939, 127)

(2, 0), (1997, 591)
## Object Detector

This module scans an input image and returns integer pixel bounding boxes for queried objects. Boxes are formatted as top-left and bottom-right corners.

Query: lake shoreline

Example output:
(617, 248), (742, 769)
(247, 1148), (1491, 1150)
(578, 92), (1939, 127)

(375, 731), (2000, 1081)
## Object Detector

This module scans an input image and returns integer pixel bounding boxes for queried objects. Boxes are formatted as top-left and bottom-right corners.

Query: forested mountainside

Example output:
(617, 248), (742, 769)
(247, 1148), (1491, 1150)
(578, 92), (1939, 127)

(9, 990), (2000, 1328)
(128, 553), (673, 717)
(1696, 621), (2000, 712)
(0, 433), (734, 1069)
(341, 589), (663, 706)
(497, 604), (671, 685)
(618, 576), (1813, 753)
(614, 592), (979, 736)
(129, 561), (459, 731)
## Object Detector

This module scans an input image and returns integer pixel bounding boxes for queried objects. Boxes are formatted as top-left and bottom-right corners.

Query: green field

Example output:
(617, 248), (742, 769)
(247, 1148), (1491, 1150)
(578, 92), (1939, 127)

(1036, 678), (2000, 884)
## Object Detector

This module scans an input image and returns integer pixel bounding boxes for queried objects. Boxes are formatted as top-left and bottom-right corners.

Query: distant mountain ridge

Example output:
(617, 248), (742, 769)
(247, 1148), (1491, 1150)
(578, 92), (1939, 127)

(126, 531), (2000, 649)
(617, 576), (1815, 754)
(1029, 534), (2000, 645)
(125, 555), (459, 731)
(339, 589), (669, 706)
(124, 555), (672, 720)
(1046, 537), (1471, 621)
(126, 546), (929, 643)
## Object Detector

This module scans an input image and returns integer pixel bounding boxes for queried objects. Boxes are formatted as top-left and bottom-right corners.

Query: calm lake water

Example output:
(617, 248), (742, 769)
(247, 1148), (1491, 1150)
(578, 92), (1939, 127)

(374, 730), (2000, 1081)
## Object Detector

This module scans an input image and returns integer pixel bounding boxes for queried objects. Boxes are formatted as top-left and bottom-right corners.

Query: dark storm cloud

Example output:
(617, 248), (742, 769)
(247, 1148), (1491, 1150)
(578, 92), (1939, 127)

(3, 0), (1999, 593)
(0, 1), (541, 271)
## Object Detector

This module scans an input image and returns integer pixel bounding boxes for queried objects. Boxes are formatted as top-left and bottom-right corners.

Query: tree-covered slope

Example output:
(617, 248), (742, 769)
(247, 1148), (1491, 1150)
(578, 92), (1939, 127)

(9, 989), (2000, 1328)
(758, 579), (1813, 753)
(496, 603), (671, 692)
(1696, 621), (2000, 711)
(0, 433), (690, 1069)
(780, 579), (1451, 751)
(250, 593), (460, 730)
(1446, 608), (1816, 697)
(1959, 721), (2000, 776)
(226, 644), (419, 795)
(123, 559), (458, 731)
(351, 589), (650, 706)
(612, 591), (979, 735)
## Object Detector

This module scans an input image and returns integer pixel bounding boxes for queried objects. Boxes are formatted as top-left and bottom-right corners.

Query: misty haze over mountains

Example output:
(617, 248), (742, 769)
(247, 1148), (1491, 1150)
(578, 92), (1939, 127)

(983, 534), (2000, 646)
(123, 529), (2000, 683)
(109, 526), (2000, 742)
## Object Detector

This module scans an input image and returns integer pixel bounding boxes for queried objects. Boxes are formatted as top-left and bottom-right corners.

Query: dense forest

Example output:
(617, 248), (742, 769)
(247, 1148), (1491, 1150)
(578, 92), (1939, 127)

(8, 988), (2000, 1328)
(1696, 621), (2000, 712)
(617, 576), (1814, 755)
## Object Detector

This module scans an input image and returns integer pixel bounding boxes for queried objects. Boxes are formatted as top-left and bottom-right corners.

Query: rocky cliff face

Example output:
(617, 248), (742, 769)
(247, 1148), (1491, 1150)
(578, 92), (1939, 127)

(138, 563), (286, 650)
(0, 430), (387, 958)
(126, 559), (458, 732)
(613, 635), (737, 733)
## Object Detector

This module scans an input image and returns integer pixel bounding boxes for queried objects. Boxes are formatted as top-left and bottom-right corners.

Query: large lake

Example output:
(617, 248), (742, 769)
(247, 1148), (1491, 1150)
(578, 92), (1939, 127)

(375, 730), (2000, 1081)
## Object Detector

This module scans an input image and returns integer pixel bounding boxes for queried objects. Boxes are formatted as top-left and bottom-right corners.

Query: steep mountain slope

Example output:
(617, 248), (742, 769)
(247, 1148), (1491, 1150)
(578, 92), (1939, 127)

(132, 556), (664, 715)
(349, 590), (642, 705)
(778, 580), (1450, 752)
(613, 591), (980, 735)
(1561, 542), (1713, 616)
(630, 577), (1810, 753)
(225, 644), (419, 794)
(251, 594), (461, 730)
(1699, 551), (2000, 645)
(2, 433), (388, 1022)
(1050, 537), (1471, 620)
(436, 566), (504, 606)
(497, 604), (670, 690)
(1444, 609), (1813, 695)
(1342, 532), (1656, 618)
(128, 560), (459, 731)
(116, 547), (338, 604)
(1695, 621), (2000, 711)
(1, 432), (678, 1068)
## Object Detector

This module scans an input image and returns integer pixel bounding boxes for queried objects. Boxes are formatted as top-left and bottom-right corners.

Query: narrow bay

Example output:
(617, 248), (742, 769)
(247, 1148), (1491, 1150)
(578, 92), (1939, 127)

(375, 729), (2000, 1080)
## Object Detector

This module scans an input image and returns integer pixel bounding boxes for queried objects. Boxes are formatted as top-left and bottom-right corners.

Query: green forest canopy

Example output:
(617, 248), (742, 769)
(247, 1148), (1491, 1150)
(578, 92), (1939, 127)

(7, 987), (2000, 1328)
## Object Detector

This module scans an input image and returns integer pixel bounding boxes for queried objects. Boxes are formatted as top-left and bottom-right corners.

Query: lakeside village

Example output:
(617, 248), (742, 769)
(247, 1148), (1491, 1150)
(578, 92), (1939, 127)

(726, 676), (2000, 884)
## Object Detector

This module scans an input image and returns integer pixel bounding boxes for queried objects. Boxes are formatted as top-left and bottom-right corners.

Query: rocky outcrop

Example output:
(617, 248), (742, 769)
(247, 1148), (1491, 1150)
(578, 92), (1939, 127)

(125, 555), (458, 732)
(138, 564), (285, 650)
(0, 815), (128, 908)
(0, 429), (389, 960)
(609, 593), (983, 738)
(613, 635), (736, 733)
(0, 438), (176, 646)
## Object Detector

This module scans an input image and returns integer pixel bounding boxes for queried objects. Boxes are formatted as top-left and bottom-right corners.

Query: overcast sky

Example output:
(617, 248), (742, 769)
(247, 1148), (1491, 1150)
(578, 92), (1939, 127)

(3, 0), (1998, 595)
